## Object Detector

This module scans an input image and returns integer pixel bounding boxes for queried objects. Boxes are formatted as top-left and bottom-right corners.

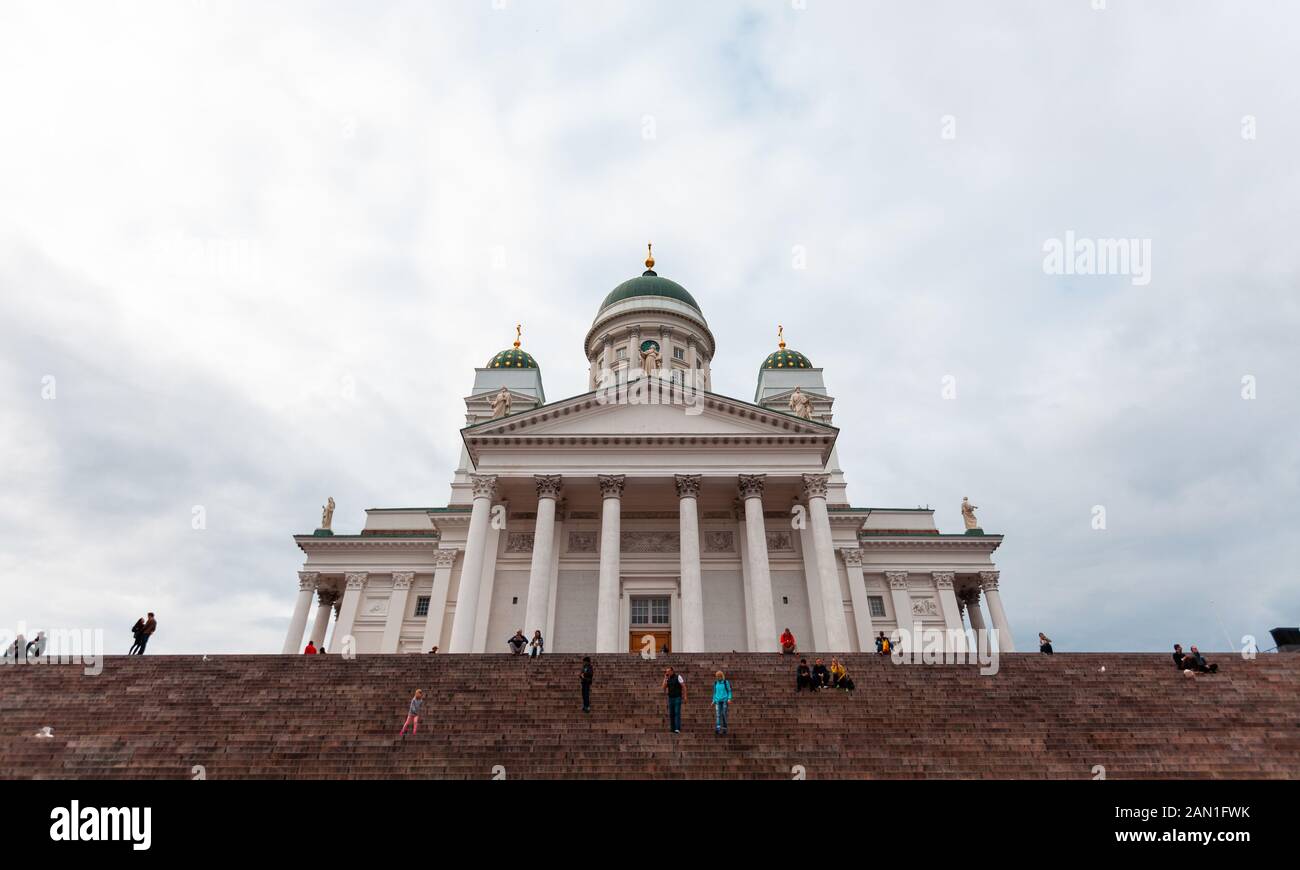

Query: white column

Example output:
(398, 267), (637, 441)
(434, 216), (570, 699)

(962, 587), (987, 632)
(309, 589), (337, 647)
(420, 549), (458, 652)
(627, 329), (640, 378)
(735, 501), (757, 652)
(980, 570), (1015, 652)
(449, 474), (496, 653)
(676, 474), (705, 652)
(595, 474), (625, 653)
(282, 571), (318, 653)
(381, 572), (414, 653)
(886, 571), (914, 651)
(524, 475), (562, 637)
(333, 572), (368, 650)
(933, 572), (965, 652)
(839, 548), (874, 652)
(803, 473), (851, 651)
(739, 475), (778, 651)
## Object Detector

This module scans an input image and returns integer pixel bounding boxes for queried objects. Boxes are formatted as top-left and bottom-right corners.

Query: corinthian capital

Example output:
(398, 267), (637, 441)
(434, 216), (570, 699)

(801, 473), (830, 500)
(433, 549), (459, 569)
(737, 474), (766, 500)
(839, 548), (864, 568)
(932, 571), (955, 589)
(674, 474), (702, 500)
(979, 570), (1000, 591)
(885, 570), (909, 590)
(470, 473), (498, 500)
(598, 474), (626, 499)
(534, 474), (563, 500)
(344, 571), (368, 591)
(392, 572), (415, 591)
(297, 571), (320, 592)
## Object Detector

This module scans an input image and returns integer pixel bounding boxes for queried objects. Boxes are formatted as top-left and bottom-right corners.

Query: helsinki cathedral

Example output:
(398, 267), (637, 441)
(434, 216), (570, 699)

(283, 248), (1013, 656)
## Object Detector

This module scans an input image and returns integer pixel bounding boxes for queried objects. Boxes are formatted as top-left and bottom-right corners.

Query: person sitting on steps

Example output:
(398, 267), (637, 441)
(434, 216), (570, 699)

(507, 630), (527, 655)
(830, 657), (855, 692)
(1185, 645), (1218, 674)
(528, 630), (544, 658)
(796, 658), (815, 692)
(780, 628), (797, 655)
(811, 657), (831, 690)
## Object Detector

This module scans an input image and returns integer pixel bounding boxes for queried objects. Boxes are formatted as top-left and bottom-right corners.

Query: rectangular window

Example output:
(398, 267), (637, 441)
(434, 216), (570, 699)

(673, 346), (685, 361)
(631, 596), (671, 626)
(414, 596), (430, 617)
(868, 596), (886, 618)
(616, 347), (627, 360)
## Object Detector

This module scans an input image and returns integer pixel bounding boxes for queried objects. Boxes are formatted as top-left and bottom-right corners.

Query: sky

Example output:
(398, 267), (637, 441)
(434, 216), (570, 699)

(1, 0), (1297, 655)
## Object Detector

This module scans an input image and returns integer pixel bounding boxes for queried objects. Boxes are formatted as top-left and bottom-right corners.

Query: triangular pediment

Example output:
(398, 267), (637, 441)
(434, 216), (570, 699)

(464, 388), (836, 439)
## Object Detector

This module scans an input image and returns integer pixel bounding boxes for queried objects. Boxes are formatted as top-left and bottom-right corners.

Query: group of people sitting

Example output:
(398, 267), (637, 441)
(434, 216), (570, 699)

(795, 656), (855, 692)
(508, 630), (545, 657)
(1173, 643), (1217, 674)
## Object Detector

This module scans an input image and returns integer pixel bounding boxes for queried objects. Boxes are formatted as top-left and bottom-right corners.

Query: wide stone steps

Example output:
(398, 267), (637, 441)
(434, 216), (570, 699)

(1, 653), (1296, 778)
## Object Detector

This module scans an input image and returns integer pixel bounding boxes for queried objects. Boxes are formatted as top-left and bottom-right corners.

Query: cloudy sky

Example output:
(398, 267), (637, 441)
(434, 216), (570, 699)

(2, 0), (1296, 655)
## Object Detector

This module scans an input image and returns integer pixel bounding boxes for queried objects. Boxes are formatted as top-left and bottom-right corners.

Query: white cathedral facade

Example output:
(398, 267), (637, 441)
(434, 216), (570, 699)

(282, 251), (1014, 656)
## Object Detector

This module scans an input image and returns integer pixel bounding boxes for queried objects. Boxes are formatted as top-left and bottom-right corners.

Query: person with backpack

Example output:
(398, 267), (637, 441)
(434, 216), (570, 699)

(712, 670), (733, 735)
(830, 657), (855, 692)
(662, 666), (687, 733)
(399, 689), (424, 737)
(579, 656), (594, 713)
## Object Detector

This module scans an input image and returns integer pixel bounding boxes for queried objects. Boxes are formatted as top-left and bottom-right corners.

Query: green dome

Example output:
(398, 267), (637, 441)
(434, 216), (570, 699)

(599, 270), (701, 314)
(487, 348), (539, 369)
(761, 349), (813, 369)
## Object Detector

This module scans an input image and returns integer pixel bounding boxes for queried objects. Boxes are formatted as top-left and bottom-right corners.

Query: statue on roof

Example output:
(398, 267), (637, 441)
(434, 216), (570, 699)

(320, 497), (335, 531)
(961, 496), (979, 530)
(491, 386), (512, 419)
(789, 387), (814, 420)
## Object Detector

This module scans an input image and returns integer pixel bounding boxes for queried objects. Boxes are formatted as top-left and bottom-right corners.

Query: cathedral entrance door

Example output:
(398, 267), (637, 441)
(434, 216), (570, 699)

(629, 595), (672, 654)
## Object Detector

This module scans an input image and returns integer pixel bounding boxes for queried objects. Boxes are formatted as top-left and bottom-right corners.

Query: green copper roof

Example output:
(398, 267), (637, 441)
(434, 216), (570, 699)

(599, 270), (701, 314)
(487, 348), (539, 369)
(761, 349), (813, 369)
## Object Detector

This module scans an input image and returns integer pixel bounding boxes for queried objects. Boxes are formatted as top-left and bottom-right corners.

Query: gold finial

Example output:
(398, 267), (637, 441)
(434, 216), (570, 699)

(513, 323), (522, 349)
(778, 324), (786, 350)
(645, 242), (655, 271)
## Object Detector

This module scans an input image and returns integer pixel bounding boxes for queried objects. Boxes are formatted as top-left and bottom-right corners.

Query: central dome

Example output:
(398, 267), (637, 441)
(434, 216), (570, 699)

(598, 269), (701, 314)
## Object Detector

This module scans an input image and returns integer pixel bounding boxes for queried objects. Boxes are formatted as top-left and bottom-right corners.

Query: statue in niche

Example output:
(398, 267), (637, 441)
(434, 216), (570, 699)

(641, 344), (661, 374)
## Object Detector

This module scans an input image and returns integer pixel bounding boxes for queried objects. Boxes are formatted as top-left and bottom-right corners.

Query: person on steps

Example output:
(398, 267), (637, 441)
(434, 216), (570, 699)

(1185, 645), (1218, 674)
(580, 656), (594, 713)
(529, 630), (544, 658)
(131, 613), (157, 654)
(1039, 633), (1054, 655)
(507, 630), (527, 655)
(663, 666), (687, 733)
(811, 657), (831, 690)
(830, 657), (855, 692)
(796, 658), (816, 692)
(303, 640), (317, 655)
(129, 616), (146, 655)
(712, 670), (733, 735)
(399, 689), (424, 737)
(780, 628), (797, 655)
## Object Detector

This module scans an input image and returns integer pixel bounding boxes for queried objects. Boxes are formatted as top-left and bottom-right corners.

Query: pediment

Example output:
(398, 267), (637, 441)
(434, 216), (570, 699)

(461, 387), (838, 466)
(465, 390), (835, 438)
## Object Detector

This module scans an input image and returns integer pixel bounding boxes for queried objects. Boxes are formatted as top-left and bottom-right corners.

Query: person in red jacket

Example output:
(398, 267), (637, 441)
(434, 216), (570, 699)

(303, 641), (317, 654)
(779, 628), (797, 655)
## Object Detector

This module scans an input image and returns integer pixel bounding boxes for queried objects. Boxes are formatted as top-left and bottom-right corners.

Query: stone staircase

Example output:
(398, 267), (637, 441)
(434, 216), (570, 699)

(1, 653), (1297, 779)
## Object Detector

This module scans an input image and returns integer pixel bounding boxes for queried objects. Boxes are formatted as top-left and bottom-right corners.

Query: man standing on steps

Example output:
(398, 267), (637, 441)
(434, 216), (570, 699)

(580, 656), (594, 713)
(662, 666), (687, 733)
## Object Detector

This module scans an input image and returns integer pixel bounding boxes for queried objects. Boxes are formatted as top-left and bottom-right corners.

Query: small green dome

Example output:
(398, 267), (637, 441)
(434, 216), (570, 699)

(761, 349), (813, 369)
(599, 270), (701, 314)
(487, 348), (539, 369)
